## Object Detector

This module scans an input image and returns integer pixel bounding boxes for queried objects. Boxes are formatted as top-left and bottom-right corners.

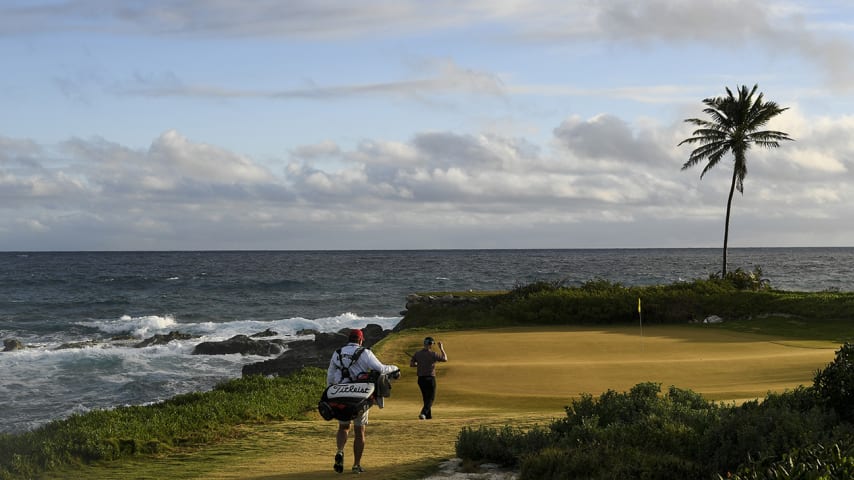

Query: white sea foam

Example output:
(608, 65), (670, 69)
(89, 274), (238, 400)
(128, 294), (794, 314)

(78, 314), (179, 338)
(76, 312), (399, 342)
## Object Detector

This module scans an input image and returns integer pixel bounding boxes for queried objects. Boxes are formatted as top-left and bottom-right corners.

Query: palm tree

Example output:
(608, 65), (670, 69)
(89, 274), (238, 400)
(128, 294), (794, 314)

(679, 84), (792, 277)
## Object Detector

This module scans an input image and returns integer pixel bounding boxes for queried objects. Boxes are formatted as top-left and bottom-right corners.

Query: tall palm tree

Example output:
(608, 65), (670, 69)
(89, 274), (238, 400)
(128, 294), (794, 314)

(679, 84), (792, 277)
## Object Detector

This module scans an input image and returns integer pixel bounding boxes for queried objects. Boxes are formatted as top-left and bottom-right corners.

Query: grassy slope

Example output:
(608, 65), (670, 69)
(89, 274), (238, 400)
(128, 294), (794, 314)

(56, 325), (840, 480)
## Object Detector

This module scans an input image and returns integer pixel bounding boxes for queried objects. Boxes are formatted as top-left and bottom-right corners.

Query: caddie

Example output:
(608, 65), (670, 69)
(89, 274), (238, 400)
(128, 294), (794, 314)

(326, 328), (400, 474)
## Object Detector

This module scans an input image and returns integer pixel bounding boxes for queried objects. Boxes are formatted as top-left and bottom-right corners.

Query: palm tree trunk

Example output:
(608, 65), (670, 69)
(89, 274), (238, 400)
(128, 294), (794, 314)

(722, 170), (738, 277)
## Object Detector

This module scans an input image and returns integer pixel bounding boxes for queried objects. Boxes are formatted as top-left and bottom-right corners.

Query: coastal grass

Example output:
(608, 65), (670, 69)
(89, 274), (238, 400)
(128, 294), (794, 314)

(0, 369), (326, 480)
(31, 324), (843, 480)
(398, 278), (854, 331)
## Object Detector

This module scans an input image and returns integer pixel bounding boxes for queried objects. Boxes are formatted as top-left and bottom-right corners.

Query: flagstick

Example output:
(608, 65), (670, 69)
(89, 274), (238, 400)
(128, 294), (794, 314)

(638, 297), (644, 352)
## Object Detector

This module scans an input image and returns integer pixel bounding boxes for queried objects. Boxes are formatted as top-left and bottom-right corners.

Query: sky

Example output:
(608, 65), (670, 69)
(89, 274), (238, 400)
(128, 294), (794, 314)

(2, 0), (854, 251)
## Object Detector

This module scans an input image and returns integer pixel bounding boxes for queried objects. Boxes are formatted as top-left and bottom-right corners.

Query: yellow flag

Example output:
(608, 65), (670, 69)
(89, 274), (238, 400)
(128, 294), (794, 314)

(638, 298), (642, 313)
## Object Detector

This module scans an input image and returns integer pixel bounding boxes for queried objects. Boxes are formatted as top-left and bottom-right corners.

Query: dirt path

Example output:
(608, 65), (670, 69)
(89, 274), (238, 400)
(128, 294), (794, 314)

(64, 326), (838, 480)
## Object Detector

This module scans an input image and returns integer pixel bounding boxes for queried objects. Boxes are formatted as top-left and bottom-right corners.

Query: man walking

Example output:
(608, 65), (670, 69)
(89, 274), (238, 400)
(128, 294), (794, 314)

(327, 328), (399, 474)
(410, 336), (448, 420)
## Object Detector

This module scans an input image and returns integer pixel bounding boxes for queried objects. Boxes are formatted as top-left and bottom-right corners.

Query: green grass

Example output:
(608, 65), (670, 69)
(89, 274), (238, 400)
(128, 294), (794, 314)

(711, 315), (854, 343)
(0, 368), (326, 480)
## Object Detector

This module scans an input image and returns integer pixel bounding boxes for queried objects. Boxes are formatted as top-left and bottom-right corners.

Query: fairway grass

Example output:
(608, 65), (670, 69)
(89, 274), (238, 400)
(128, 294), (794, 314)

(61, 325), (840, 480)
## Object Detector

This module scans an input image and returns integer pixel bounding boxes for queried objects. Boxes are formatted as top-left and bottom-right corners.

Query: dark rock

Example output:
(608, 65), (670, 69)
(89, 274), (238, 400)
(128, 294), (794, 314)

(314, 331), (349, 349)
(56, 340), (99, 350)
(135, 331), (196, 348)
(251, 328), (278, 338)
(241, 323), (392, 377)
(3, 339), (24, 352)
(361, 324), (385, 346)
(193, 335), (286, 356)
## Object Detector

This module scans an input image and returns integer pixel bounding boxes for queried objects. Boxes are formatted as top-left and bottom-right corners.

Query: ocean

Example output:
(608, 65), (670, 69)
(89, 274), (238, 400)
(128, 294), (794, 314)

(2, 248), (853, 434)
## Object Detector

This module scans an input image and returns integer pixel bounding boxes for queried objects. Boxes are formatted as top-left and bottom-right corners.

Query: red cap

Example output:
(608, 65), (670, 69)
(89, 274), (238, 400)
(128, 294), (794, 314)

(349, 329), (364, 342)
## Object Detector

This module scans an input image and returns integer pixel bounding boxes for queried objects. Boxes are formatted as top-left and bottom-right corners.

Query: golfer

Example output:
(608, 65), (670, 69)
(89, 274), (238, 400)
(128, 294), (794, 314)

(409, 336), (448, 419)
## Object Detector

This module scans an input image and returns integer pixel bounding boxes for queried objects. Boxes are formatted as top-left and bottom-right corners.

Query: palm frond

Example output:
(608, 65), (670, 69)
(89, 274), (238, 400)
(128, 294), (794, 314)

(679, 84), (792, 187)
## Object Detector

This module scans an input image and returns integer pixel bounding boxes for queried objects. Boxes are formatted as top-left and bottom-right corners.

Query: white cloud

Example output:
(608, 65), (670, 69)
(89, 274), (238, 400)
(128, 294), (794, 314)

(5, 98), (851, 249)
(18, 218), (50, 233)
(291, 140), (341, 160)
(787, 149), (847, 173)
(148, 130), (273, 184)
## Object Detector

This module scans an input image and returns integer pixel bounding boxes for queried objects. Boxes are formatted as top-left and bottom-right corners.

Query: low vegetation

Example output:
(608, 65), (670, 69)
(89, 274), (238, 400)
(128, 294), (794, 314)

(0, 368), (326, 480)
(398, 267), (854, 333)
(456, 343), (854, 479)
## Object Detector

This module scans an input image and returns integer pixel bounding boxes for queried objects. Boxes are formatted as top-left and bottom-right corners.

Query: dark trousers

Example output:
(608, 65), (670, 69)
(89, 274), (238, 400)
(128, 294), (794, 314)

(417, 376), (436, 419)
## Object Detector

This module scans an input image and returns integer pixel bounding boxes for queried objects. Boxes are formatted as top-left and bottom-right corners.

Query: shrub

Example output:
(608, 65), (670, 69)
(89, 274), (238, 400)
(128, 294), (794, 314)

(700, 388), (840, 474)
(509, 279), (567, 297)
(455, 425), (551, 468)
(399, 277), (854, 330)
(725, 441), (854, 479)
(456, 379), (852, 480)
(708, 266), (772, 291)
(454, 382), (722, 479)
(814, 343), (854, 421)
(540, 382), (718, 479)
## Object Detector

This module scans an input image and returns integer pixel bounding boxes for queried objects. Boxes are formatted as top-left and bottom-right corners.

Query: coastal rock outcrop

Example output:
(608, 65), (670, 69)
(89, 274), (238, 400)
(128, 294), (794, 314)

(251, 328), (278, 338)
(192, 334), (287, 356)
(55, 340), (99, 350)
(241, 323), (390, 377)
(3, 339), (24, 352)
(134, 331), (197, 348)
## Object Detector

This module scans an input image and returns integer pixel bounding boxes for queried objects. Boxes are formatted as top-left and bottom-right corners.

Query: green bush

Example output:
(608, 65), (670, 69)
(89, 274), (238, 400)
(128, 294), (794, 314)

(700, 387), (840, 474)
(522, 443), (704, 480)
(725, 441), (854, 480)
(814, 343), (854, 421)
(455, 424), (551, 468)
(708, 266), (772, 291)
(398, 277), (854, 330)
(541, 382), (717, 479)
(455, 382), (852, 479)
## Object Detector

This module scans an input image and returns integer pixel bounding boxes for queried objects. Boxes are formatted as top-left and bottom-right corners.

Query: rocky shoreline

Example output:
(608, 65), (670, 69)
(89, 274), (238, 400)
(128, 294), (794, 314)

(2, 323), (393, 379)
(240, 323), (390, 377)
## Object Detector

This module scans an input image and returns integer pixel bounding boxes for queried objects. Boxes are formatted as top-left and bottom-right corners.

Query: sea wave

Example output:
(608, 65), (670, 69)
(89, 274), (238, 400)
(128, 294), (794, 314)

(78, 314), (179, 338)
(0, 312), (402, 434)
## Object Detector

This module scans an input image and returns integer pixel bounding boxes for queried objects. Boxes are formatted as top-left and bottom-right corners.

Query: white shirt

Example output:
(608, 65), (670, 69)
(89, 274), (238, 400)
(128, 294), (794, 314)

(327, 342), (399, 385)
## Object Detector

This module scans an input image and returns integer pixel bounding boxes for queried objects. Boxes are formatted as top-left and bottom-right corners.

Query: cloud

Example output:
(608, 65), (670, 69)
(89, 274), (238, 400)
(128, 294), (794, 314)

(553, 114), (671, 171)
(0, 0), (507, 38)
(580, 1), (854, 91)
(58, 130), (278, 196)
(12, 1), (854, 104)
(114, 58), (504, 101)
(0, 135), (44, 167)
(2, 101), (854, 249)
(147, 130), (273, 183)
(290, 140), (342, 160)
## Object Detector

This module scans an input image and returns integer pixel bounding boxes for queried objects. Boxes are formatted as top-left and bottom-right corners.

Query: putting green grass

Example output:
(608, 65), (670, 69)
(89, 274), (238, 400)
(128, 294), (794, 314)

(58, 325), (840, 480)
(382, 325), (839, 406)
